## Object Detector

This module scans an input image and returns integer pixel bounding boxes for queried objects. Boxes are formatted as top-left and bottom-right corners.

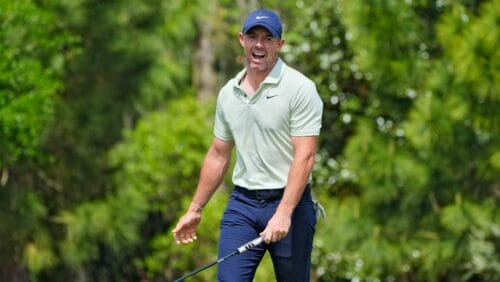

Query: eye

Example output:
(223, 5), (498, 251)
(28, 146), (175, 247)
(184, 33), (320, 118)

(264, 37), (274, 42)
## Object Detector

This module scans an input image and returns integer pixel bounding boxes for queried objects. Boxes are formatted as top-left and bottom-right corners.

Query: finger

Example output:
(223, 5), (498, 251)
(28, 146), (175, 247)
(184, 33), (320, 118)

(172, 222), (184, 243)
(173, 232), (181, 244)
(181, 231), (195, 244)
(181, 233), (189, 244)
(270, 231), (282, 243)
(271, 233), (277, 243)
(275, 231), (286, 242)
(260, 230), (271, 244)
(277, 233), (284, 242)
(182, 235), (193, 243)
(190, 232), (198, 241)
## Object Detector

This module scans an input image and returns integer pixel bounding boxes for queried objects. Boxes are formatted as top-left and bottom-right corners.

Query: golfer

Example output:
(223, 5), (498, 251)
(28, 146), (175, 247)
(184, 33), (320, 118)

(172, 8), (323, 281)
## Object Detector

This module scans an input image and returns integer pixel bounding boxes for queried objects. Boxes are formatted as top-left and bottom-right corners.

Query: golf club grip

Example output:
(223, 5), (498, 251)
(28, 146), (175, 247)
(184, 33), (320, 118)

(237, 236), (263, 253)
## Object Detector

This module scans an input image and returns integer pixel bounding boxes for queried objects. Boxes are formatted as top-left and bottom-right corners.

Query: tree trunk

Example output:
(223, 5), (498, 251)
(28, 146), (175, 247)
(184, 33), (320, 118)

(194, 2), (217, 102)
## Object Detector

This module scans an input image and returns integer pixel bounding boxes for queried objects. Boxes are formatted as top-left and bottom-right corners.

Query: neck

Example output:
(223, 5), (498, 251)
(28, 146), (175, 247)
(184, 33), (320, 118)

(245, 57), (278, 86)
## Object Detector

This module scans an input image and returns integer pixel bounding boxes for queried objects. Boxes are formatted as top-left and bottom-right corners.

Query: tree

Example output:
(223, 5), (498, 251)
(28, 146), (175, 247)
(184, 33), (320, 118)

(46, 0), (209, 280)
(313, 1), (499, 281)
(0, 0), (77, 280)
(2, 0), (497, 280)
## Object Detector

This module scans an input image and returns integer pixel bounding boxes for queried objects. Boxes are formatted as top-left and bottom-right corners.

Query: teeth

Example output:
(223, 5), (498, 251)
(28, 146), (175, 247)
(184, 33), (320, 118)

(253, 51), (265, 56)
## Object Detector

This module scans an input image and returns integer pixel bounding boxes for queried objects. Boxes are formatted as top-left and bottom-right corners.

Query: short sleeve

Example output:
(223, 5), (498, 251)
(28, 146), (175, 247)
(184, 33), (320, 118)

(213, 92), (233, 141)
(290, 81), (323, 136)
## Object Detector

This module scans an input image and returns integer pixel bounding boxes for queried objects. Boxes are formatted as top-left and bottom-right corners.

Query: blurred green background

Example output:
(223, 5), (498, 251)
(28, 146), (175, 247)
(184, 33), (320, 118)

(1, 0), (498, 281)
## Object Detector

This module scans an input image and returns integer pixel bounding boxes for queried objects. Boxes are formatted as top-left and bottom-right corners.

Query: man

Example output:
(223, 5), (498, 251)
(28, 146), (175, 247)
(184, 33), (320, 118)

(172, 8), (323, 281)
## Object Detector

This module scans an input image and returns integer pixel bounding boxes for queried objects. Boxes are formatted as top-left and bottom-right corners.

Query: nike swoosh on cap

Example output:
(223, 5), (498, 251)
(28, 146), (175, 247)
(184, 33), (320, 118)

(256, 16), (269, 20)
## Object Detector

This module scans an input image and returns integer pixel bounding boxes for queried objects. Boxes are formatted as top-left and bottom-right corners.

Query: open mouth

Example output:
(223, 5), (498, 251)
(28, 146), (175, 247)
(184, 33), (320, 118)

(252, 50), (266, 60)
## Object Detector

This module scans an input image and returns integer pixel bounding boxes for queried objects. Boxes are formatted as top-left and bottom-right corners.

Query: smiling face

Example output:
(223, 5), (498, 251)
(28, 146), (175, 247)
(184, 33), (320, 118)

(239, 26), (285, 74)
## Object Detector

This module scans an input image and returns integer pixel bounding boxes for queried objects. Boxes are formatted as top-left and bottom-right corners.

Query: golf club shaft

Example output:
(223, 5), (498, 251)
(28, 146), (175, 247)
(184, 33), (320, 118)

(173, 260), (218, 282)
(173, 237), (263, 282)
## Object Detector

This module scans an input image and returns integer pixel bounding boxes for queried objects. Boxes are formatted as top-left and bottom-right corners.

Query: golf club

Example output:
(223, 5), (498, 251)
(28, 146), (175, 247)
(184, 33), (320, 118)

(173, 236), (264, 282)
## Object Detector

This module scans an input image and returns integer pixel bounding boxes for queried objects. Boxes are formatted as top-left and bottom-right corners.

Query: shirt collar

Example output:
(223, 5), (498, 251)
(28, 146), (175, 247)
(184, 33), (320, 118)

(263, 57), (285, 84)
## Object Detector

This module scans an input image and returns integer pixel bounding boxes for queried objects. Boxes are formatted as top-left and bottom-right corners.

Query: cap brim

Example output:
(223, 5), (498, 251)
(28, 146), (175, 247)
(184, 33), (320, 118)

(243, 23), (280, 38)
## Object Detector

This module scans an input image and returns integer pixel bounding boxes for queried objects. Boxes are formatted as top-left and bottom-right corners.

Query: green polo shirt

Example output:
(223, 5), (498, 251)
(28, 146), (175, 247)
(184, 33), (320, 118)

(214, 58), (323, 190)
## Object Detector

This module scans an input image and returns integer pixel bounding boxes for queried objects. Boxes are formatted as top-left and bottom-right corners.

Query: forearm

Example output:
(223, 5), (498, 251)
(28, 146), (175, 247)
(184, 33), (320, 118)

(276, 154), (315, 216)
(172, 139), (232, 244)
(276, 136), (318, 216)
(191, 142), (232, 208)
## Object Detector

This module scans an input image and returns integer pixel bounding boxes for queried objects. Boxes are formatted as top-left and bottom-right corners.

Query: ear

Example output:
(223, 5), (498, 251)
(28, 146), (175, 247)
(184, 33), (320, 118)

(238, 32), (245, 47)
(277, 38), (285, 50)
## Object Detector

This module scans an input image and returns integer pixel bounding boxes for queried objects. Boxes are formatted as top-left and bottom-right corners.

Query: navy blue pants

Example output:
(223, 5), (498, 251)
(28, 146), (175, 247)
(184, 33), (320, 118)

(217, 185), (316, 282)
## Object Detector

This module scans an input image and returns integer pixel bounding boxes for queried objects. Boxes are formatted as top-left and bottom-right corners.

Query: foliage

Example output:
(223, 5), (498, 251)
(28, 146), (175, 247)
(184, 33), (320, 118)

(44, 0), (202, 201)
(0, 0), (76, 280)
(311, 0), (499, 281)
(26, 96), (214, 281)
(1, 0), (498, 281)
(0, 0), (75, 166)
(108, 96), (215, 280)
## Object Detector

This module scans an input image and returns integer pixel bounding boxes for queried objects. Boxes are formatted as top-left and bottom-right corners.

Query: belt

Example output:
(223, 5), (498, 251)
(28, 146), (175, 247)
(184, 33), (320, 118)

(234, 185), (284, 200)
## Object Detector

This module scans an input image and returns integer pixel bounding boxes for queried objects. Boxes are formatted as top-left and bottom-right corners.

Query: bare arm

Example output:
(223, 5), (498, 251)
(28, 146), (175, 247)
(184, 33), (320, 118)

(172, 137), (234, 244)
(260, 136), (318, 243)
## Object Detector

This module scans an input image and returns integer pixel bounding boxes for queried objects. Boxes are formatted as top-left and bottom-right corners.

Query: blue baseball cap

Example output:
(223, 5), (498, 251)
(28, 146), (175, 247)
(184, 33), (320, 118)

(242, 9), (282, 38)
